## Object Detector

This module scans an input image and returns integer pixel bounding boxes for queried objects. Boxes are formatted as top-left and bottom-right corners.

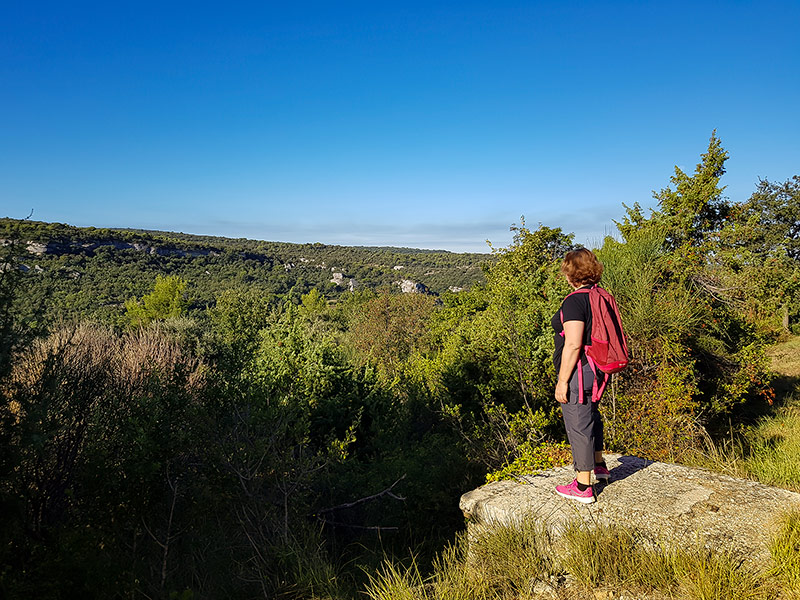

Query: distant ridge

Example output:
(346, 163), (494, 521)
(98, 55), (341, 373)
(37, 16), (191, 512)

(9, 219), (485, 255)
(1, 217), (491, 322)
(117, 228), (464, 254)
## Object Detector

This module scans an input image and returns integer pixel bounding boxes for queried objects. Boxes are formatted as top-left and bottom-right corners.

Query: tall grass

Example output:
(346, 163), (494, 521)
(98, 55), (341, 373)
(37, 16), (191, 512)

(674, 549), (772, 600)
(687, 335), (800, 492)
(742, 402), (800, 491)
(364, 518), (789, 600)
(560, 521), (677, 591)
(364, 521), (554, 600)
(689, 391), (800, 492)
(364, 559), (425, 600)
(769, 510), (800, 592)
(561, 521), (773, 599)
(466, 520), (554, 596)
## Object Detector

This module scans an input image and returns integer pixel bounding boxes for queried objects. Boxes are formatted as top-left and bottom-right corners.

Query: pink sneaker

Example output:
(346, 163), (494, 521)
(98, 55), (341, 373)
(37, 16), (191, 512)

(555, 479), (595, 504)
(594, 465), (611, 481)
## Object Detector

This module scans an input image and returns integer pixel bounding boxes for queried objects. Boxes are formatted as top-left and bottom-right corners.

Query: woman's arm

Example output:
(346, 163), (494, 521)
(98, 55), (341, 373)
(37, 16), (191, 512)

(555, 320), (584, 403)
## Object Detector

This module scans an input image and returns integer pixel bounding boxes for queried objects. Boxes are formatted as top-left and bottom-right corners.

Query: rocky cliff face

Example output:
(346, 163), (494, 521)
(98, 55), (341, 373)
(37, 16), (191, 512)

(14, 239), (223, 258)
(460, 454), (800, 566)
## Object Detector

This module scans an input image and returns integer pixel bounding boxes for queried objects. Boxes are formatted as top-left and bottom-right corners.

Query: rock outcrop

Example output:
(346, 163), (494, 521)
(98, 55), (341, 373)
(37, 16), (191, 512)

(394, 279), (429, 294)
(330, 272), (358, 291)
(460, 454), (800, 565)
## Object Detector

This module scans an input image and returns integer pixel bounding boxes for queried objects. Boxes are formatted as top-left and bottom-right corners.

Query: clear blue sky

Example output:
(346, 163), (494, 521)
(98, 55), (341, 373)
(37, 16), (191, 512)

(2, 1), (798, 253)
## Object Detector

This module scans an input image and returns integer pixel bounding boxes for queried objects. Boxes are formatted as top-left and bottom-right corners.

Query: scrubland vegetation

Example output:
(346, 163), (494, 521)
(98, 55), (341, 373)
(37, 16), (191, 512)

(366, 511), (800, 600)
(1, 133), (799, 598)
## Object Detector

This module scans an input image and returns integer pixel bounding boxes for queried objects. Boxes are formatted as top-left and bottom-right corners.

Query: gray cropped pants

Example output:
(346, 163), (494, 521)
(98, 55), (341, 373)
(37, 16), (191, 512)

(560, 361), (605, 472)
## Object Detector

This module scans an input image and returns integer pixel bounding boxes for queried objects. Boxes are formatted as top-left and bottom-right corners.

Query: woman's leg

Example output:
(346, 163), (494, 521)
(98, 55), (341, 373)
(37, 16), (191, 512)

(561, 362), (596, 484)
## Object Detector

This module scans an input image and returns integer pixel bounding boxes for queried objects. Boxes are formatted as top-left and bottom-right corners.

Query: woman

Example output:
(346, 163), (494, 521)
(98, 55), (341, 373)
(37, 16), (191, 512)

(552, 248), (610, 504)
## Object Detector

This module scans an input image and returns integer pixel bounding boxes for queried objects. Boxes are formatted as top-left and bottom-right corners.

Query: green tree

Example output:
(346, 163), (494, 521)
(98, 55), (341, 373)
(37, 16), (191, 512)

(124, 275), (188, 328)
(479, 223), (573, 409)
(299, 288), (327, 320)
(604, 134), (775, 453)
(618, 131), (730, 250)
(717, 176), (800, 332)
(0, 237), (26, 377)
(739, 176), (800, 260)
(346, 290), (437, 384)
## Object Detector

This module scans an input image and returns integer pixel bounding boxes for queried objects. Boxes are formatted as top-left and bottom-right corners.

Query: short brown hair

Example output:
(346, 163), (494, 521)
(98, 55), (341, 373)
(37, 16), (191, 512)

(561, 248), (603, 286)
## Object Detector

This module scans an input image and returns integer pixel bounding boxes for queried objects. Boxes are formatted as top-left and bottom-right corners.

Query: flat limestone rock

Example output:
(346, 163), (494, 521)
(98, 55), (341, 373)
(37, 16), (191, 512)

(460, 455), (800, 564)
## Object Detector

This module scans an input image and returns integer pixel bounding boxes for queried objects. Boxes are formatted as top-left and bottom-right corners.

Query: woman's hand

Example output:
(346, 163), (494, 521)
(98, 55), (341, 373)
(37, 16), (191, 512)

(555, 379), (569, 403)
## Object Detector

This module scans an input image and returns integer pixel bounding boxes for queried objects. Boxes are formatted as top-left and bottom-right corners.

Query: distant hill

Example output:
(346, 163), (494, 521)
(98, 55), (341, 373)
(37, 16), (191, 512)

(1, 218), (491, 322)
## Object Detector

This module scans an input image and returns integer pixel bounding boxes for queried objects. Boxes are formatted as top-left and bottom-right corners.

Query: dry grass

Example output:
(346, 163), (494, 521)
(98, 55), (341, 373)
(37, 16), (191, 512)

(767, 336), (800, 379)
(363, 518), (790, 600)
(1, 322), (207, 532)
(364, 521), (555, 600)
(4, 322), (206, 415)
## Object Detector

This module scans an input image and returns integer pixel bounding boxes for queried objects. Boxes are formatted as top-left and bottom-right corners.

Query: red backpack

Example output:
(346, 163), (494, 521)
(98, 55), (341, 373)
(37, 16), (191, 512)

(561, 285), (629, 403)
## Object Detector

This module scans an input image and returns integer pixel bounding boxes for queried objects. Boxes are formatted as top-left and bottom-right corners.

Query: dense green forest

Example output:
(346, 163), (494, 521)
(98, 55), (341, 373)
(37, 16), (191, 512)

(0, 218), (489, 325)
(1, 133), (799, 599)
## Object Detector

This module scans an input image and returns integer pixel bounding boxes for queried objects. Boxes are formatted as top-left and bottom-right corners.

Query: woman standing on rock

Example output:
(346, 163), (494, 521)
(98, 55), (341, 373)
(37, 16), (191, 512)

(552, 248), (611, 504)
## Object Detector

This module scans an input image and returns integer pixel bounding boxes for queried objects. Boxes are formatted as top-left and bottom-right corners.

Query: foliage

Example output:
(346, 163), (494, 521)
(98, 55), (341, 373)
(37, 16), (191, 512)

(485, 439), (571, 483)
(300, 287), (327, 319)
(0, 236), (26, 378)
(124, 274), (188, 328)
(0, 226), (45, 379)
(344, 290), (437, 385)
(617, 130), (729, 250)
(0, 323), (209, 598)
(681, 339), (800, 533)
(476, 223), (572, 410)
(736, 176), (800, 262)
(600, 132), (778, 451)
(716, 176), (800, 333)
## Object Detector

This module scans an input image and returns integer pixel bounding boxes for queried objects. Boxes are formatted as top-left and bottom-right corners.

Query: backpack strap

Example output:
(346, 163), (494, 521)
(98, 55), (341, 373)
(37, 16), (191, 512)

(558, 286), (591, 329)
(585, 354), (608, 403)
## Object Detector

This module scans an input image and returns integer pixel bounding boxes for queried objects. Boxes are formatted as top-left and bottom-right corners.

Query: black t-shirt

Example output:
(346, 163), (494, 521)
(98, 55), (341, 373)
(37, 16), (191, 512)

(551, 287), (593, 373)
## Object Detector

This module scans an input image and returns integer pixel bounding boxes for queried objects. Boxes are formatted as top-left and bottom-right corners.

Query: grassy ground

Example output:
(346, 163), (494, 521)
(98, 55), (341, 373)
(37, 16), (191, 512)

(768, 335), (800, 379)
(362, 513), (800, 600)
(689, 336), (800, 492)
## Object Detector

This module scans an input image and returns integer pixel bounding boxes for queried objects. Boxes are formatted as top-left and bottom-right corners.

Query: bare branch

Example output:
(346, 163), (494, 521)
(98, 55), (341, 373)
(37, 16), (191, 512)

(141, 518), (166, 550)
(315, 519), (400, 531)
(315, 475), (406, 516)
